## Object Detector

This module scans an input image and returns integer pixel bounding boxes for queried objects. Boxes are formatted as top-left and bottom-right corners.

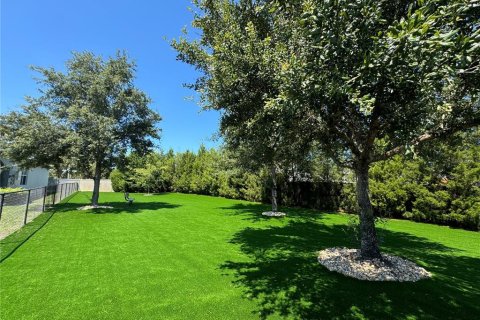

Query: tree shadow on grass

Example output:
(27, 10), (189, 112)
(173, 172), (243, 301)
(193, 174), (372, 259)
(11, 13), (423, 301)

(0, 193), (82, 262)
(0, 210), (55, 262)
(52, 201), (181, 215)
(221, 216), (480, 319)
(219, 203), (330, 223)
(0, 198), (181, 262)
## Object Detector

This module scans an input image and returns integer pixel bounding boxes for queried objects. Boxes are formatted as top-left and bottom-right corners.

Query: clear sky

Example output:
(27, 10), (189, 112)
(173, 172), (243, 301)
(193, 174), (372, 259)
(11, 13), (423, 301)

(1, 0), (221, 152)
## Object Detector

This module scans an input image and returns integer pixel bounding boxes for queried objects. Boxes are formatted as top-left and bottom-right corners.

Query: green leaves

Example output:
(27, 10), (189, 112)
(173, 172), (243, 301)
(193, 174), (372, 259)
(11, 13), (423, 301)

(369, 129), (480, 230)
(173, 0), (312, 175)
(0, 51), (161, 183)
(173, 0), (479, 224)
(349, 92), (376, 117)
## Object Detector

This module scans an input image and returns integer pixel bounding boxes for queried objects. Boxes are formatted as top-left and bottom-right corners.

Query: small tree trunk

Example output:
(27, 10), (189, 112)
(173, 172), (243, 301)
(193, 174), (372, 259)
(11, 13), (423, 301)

(291, 164), (299, 205)
(271, 164), (278, 212)
(91, 161), (102, 206)
(355, 163), (381, 259)
(55, 165), (62, 183)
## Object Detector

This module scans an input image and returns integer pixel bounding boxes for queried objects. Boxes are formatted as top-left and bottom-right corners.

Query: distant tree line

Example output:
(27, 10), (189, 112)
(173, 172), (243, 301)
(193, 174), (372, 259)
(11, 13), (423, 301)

(112, 130), (479, 231)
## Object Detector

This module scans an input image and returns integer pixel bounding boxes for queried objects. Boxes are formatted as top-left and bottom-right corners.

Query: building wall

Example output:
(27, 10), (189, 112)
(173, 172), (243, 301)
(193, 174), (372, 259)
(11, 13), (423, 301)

(23, 168), (50, 189)
(0, 158), (49, 189)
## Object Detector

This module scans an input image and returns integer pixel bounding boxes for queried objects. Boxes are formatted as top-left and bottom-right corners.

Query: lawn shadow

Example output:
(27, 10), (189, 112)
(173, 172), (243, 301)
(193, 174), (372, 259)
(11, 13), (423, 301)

(52, 201), (181, 215)
(219, 202), (330, 223)
(221, 218), (480, 319)
(0, 211), (55, 262)
(0, 192), (79, 263)
(1, 196), (181, 262)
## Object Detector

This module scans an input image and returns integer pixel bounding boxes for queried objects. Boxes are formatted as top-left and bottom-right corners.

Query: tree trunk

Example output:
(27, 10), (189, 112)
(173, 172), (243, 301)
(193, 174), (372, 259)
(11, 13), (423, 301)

(355, 163), (381, 259)
(55, 164), (62, 182)
(271, 164), (278, 212)
(91, 161), (102, 206)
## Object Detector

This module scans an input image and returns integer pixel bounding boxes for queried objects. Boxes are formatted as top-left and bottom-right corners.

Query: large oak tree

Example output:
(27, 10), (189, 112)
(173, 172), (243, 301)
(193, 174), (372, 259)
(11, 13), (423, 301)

(280, 0), (479, 258)
(0, 51), (161, 206)
(174, 0), (479, 259)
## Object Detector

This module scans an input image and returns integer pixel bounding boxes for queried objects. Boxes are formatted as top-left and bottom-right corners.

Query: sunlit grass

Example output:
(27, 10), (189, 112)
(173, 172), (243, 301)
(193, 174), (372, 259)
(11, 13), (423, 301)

(0, 192), (478, 319)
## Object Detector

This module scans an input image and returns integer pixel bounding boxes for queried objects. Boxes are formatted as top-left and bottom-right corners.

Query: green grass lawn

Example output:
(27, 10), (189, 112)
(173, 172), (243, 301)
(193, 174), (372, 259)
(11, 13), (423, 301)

(0, 192), (479, 319)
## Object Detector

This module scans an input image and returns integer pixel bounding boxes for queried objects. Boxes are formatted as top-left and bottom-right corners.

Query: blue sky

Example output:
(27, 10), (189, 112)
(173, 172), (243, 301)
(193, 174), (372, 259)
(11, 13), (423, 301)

(1, 0), (221, 152)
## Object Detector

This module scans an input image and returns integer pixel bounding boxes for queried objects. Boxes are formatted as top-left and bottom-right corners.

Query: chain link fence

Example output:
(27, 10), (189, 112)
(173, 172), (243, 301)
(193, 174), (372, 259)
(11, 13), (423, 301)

(0, 183), (79, 240)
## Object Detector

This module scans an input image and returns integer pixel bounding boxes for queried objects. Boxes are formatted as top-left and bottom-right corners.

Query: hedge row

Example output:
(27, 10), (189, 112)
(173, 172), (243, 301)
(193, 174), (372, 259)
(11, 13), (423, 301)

(111, 144), (479, 231)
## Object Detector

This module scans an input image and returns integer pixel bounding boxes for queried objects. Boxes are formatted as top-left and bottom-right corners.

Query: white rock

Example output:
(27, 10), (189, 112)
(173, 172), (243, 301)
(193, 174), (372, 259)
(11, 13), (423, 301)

(77, 205), (114, 210)
(261, 211), (287, 217)
(317, 247), (431, 282)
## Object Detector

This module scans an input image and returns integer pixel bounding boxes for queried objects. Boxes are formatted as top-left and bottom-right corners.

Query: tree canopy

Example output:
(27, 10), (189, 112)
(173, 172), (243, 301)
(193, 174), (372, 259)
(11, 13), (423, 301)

(174, 0), (479, 259)
(0, 51), (161, 205)
(173, 0), (315, 212)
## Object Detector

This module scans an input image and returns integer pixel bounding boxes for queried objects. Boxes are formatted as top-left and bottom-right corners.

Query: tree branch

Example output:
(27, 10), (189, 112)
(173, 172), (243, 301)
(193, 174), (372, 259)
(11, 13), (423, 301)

(374, 119), (480, 162)
(332, 124), (362, 157)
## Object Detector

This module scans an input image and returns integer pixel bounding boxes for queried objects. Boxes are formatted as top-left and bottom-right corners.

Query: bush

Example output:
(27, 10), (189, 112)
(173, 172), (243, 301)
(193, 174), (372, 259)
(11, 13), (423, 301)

(239, 172), (263, 202)
(110, 169), (126, 192)
(339, 183), (357, 213)
(114, 131), (479, 231)
(365, 133), (480, 231)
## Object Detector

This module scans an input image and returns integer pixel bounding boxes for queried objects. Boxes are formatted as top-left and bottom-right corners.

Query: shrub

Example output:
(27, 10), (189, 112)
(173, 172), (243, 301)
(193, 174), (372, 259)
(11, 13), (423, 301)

(113, 130), (479, 231)
(239, 172), (263, 202)
(110, 169), (126, 192)
(366, 132), (480, 230)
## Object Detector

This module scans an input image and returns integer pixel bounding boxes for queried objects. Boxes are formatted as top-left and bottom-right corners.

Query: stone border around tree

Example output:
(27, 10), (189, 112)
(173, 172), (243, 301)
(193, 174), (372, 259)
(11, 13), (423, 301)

(261, 211), (286, 217)
(318, 247), (431, 282)
(77, 205), (114, 210)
